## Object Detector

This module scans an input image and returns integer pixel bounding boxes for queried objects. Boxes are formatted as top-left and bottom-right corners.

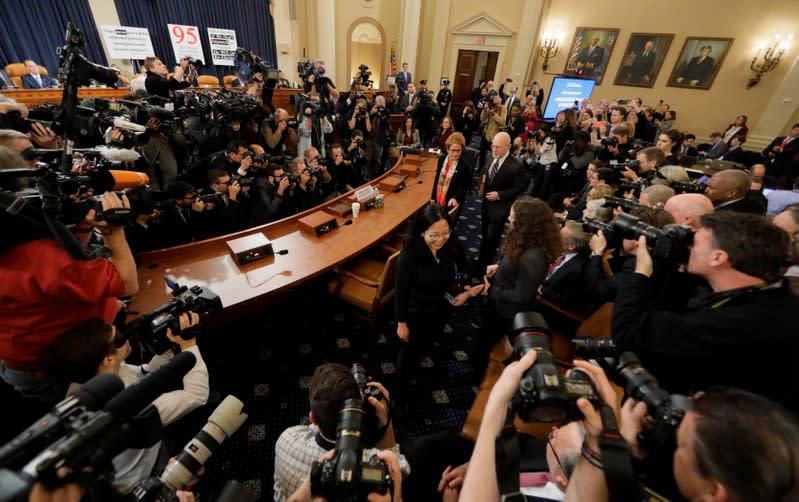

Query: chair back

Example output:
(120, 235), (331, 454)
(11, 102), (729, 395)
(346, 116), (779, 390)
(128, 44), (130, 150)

(374, 251), (401, 305)
(198, 75), (220, 86)
(223, 75), (237, 87)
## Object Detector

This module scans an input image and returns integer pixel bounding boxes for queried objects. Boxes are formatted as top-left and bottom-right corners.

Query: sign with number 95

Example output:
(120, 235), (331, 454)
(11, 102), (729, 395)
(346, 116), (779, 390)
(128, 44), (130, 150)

(167, 24), (205, 64)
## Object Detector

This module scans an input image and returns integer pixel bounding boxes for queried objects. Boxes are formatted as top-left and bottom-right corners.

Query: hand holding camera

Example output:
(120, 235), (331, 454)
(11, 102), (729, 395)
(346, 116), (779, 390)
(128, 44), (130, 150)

(165, 311), (200, 351)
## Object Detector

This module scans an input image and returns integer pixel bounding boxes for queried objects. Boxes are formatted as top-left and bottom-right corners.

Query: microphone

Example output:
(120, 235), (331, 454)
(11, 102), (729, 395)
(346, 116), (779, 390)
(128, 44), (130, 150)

(96, 146), (143, 164)
(0, 373), (124, 469)
(87, 169), (150, 192)
(104, 351), (196, 421)
(112, 118), (146, 133)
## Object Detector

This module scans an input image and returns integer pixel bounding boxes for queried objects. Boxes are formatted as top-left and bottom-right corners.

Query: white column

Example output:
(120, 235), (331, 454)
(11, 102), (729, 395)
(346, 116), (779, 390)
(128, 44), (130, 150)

(316, 0), (337, 83)
(271, 0), (294, 81)
(425, 0), (451, 89)
(510, 0), (545, 83)
(399, 0), (422, 77)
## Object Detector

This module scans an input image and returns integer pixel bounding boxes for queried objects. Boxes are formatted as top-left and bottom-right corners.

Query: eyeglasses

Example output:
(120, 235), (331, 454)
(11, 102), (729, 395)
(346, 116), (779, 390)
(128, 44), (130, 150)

(547, 428), (567, 478)
(214, 180), (232, 186)
(425, 230), (452, 241)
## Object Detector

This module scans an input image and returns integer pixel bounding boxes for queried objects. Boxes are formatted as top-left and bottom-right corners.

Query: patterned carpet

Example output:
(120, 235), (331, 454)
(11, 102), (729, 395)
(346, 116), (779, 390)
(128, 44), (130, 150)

(191, 186), (489, 500)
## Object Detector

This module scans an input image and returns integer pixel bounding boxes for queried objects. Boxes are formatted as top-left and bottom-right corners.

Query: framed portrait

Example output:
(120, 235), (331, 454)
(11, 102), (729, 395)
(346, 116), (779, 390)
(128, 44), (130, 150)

(666, 37), (734, 90)
(563, 27), (620, 85)
(613, 33), (674, 88)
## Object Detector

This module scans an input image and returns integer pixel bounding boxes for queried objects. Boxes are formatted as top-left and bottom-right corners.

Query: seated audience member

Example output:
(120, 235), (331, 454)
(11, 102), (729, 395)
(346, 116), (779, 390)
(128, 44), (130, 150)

(0, 128), (38, 167)
(197, 168), (244, 239)
(663, 193), (714, 228)
(749, 163), (767, 190)
(638, 184), (675, 208)
(718, 134), (746, 163)
(704, 170), (766, 215)
(273, 363), (408, 501)
(21, 59), (54, 89)
(0, 192), (137, 402)
(583, 184), (615, 222)
(158, 182), (205, 247)
(678, 133), (698, 157)
(143, 56), (191, 99)
(39, 313), (209, 494)
(248, 163), (291, 226)
(598, 125), (632, 165)
(703, 131), (728, 159)
(560, 363), (799, 502)
(766, 176), (799, 215)
(611, 211), (799, 412)
(773, 204), (799, 294)
(540, 221), (592, 310)
(562, 164), (615, 221)
(655, 164), (690, 184)
(656, 129), (681, 165)
(396, 115), (421, 148)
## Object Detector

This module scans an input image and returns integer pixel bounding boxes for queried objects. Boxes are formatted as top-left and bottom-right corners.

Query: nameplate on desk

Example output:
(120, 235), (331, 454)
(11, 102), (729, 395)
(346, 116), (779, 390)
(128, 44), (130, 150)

(378, 173), (408, 192)
(353, 185), (379, 203)
(227, 232), (274, 265)
(298, 211), (339, 237)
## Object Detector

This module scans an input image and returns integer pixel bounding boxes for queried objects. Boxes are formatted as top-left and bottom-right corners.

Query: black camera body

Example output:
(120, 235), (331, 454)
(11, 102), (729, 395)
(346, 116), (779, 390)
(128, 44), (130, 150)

(511, 312), (600, 423)
(236, 47), (279, 84)
(669, 180), (705, 194)
(601, 136), (618, 148)
(123, 283), (222, 355)
(310, 398), (392, 501)
(357, 64), (373, 87)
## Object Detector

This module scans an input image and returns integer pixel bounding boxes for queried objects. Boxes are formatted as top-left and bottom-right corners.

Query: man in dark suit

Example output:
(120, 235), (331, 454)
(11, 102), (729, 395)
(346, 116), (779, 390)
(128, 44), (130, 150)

(396, 62), (412, 100)
(499, 80), (521, 125)
(575, 36), (605, 76)
(679, 133), (698, 157)
(431, 134), (473, 209)
(762, 123), (799, 184)
(718, 135), (747, 164)
(398, 83), (416, 113)
(21, 60), (54, 89)
(626, 40), (657, 84)
(674, 45), (715, 87)
(705, 170), (765, 215)
(478, 131), (528, 268)
(540, 221), (591, 309)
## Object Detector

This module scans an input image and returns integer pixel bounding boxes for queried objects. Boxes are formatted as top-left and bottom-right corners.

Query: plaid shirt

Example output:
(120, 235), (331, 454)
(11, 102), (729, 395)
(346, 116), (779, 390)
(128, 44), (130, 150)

(273, 424), (410, 501)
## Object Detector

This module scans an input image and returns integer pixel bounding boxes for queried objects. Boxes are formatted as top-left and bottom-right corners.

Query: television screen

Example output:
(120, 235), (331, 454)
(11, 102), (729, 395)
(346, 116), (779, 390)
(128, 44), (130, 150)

(542, 77), (596, 121)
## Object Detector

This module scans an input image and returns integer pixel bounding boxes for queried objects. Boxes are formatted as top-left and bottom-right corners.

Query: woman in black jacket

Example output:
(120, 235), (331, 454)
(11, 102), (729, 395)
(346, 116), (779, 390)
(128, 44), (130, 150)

(395, 204), (481, 406)
(431, 132), (474, 212)
(471, 196), (562, 381)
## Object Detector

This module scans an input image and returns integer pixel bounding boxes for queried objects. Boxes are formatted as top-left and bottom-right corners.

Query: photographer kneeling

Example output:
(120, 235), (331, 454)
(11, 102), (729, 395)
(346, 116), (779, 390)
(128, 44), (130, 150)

(273, 363), (409, 501)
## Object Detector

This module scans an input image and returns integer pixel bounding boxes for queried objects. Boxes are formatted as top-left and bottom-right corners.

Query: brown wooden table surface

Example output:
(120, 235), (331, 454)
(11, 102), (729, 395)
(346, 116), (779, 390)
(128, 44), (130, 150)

(2, 87), (132, 107)
(129, 153), (439, 318)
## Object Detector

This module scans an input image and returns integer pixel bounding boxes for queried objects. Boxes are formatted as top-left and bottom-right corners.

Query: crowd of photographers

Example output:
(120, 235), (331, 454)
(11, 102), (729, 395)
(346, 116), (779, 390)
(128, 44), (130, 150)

(2, 32), (799, 501)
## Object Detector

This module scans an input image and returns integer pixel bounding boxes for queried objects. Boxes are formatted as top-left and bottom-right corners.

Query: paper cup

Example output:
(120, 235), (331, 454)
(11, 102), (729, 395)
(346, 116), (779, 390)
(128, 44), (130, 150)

(352, 202), (361, 218)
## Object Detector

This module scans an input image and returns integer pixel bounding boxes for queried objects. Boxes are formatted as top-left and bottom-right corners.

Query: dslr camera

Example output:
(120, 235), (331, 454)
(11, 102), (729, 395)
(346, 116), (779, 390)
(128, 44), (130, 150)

(310, 398), (392, 500)
(600, 136), (618, 148)
(510, 312), (600, 423)
(357, 64), (373, 87)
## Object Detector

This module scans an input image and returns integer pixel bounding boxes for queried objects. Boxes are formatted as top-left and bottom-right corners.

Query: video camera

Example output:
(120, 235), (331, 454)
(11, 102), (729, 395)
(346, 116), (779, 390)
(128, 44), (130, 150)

(133, 395), (248, 502)
(235, 47), (279, 85)
(669, 180), (705, 194)
(310, 398), (393, 501)
(121, 279), (222, 355)
(572, 339), (691, 453)
(357, 64), (373, 87)
(510, 312), (600, 423)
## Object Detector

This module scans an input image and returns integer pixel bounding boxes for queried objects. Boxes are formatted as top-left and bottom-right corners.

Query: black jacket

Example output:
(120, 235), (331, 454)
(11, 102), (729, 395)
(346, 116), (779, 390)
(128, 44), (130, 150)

(490, 249), (547, 319)
(612, 273), (799, 414)
(144, 72), (191, 99)
(395, 243), (464, 323)
(540, 252), (589, 309)
(431, 154), (474, 208)
(482, 155), (528, 223)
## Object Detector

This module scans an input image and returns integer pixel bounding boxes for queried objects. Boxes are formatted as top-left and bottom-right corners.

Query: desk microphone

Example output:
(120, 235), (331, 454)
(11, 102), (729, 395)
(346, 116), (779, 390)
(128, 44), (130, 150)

(343, 220), (353, 226)
(276, 249), (289, 255)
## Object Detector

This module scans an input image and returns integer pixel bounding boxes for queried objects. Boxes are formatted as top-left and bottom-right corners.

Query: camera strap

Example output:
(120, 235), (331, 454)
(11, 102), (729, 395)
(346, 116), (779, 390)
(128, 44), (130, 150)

(598, 404), (641, 502)
(314, 431), (336, 451)
(494, 408), (525, 502)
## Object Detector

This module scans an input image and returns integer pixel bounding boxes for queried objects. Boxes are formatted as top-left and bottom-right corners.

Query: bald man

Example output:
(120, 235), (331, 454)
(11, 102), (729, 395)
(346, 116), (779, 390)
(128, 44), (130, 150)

(663, 193), (714, 229)
(478, 131), (528, 268)
(639, 184), (675, 208)
(704, 170), (765, 215)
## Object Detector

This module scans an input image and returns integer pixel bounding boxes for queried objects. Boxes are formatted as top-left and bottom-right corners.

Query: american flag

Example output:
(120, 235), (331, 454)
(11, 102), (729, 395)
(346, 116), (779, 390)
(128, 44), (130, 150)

(566, 31), (583, 71)
(390, 43), (397, 75)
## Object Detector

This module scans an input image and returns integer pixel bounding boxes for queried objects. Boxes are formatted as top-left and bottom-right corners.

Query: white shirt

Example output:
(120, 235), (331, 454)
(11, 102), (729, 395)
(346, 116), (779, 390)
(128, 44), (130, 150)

(521, 481), (565, 500)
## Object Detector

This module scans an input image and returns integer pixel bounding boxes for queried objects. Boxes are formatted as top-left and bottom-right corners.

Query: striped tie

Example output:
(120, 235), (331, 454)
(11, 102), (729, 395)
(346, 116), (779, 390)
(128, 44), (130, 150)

(488, 159), (500, 185)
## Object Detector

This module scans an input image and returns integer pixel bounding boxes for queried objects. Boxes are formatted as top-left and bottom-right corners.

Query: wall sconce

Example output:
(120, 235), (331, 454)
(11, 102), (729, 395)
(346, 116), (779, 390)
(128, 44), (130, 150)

(540, 32), (561, 71)
(748, 33), (792, 89)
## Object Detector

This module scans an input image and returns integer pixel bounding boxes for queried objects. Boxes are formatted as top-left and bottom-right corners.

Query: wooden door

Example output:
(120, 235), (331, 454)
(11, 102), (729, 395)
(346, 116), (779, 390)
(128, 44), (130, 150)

(453, 50), (478, 109)
(484, 52), (499, 84)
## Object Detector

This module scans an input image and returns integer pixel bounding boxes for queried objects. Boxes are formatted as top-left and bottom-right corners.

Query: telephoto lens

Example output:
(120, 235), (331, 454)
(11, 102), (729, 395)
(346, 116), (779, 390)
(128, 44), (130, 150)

(159, 396), (248, 491)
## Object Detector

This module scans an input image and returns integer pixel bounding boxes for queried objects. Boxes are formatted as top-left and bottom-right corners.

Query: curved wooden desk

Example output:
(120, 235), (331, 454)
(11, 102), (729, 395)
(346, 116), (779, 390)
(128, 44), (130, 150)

(129, 153), (438, 319)
(1, 88), (132, 107)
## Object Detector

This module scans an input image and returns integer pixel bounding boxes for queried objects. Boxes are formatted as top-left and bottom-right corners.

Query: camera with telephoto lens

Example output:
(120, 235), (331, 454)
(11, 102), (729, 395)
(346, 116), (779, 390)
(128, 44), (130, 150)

(601, 195), (647, 213)
(511, 312), (600, 423)
(611, 212), (694, 263)
(235, 47), (279, 84)
(121, 280), (222, 355)
(133, 396), (248, 502)
(231, 173), (254, 187)
(349, 364), (384, 446)
(569, 339), (691, 453)
(297, 59), (314, 80)
(669, 180), (705, 194)
(310, 398), (393, 501)
(183, 57), (203, 69)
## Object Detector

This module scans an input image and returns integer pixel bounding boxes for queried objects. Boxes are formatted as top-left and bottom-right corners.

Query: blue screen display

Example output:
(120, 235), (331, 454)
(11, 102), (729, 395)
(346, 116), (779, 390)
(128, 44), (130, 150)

(542, 77), (596, 120)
